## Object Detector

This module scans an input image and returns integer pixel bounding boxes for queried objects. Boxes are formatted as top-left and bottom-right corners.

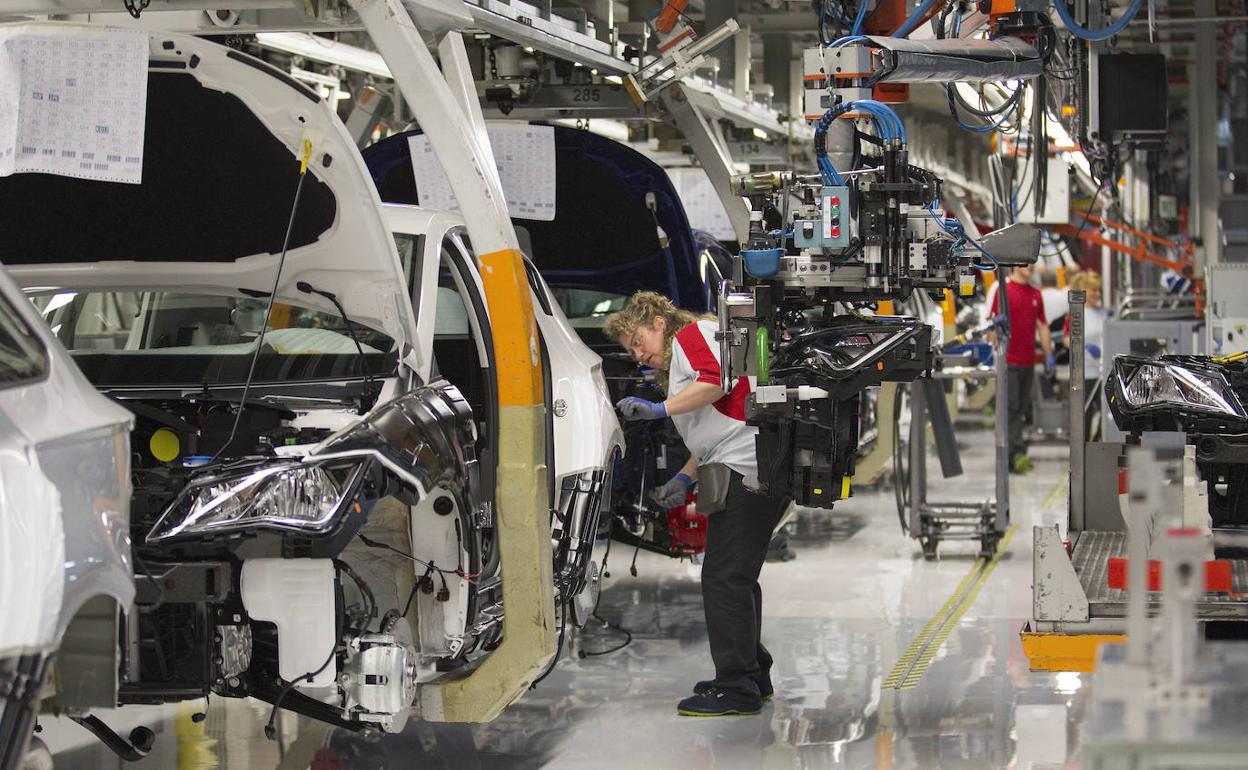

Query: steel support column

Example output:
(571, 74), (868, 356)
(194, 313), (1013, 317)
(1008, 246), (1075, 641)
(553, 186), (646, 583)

(1192, 0), (1220, 270)
(662, 84), (752, 243)
(1069, 290), (1086, 534)
(733, 24), (751, 101)
(704, 0), (738, 89)
(762, 32), (792, 117)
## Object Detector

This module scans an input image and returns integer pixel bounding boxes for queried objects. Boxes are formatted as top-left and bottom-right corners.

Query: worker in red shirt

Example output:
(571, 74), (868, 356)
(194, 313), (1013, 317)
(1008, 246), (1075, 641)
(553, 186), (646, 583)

(988, 264), (1054, 474)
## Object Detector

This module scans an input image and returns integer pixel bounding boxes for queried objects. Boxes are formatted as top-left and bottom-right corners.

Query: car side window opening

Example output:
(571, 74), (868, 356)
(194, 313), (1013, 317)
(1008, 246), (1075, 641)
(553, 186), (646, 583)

(0, 292), (48, 388)
(432, 233), (496, 448)
(35, 291), (142, 351)
(393, 232), (422, 298)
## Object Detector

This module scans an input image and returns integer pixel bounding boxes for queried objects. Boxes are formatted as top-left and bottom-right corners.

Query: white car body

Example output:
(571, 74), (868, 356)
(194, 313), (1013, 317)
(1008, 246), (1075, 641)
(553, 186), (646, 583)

(0, 267), (134, 655)
(382, 204), (622, 486)
(0, 21), (620, 736)
(0, 264), (133, 765)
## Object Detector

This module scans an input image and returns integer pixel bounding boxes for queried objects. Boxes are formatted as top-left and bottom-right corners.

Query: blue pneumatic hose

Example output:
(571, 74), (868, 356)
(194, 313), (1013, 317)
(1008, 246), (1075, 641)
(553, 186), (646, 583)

(1051, 0), (1144, 41)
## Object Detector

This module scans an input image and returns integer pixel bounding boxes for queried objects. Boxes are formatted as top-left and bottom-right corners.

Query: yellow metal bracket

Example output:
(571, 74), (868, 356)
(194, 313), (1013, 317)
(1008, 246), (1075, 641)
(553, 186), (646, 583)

(1019, 623), (1124, 673)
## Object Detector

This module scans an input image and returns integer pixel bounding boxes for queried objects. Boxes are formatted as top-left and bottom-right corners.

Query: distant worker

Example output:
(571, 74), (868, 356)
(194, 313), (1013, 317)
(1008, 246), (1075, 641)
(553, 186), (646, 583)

(1065, 271), (1106, 436)
(988, 264), (1054, 474)
(605, 291), (789, 718)
(1065, 271), (1105, 378)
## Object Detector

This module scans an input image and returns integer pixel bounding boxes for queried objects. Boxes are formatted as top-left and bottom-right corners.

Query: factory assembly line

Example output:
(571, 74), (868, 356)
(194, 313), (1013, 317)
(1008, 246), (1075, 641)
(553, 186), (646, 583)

(0, 0), (1240, 764)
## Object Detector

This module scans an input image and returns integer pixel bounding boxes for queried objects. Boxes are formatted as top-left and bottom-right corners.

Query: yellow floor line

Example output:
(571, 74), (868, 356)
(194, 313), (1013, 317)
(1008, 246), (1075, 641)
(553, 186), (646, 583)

(883, 559), (986, 688)
(886, 525), (1017, 690)
(1039, 466), (1070, 510)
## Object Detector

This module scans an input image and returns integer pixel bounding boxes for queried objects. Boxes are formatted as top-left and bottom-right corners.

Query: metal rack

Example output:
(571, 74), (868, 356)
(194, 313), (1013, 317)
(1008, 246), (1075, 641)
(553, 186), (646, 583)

(1026, 293), (1248, 673)
(900, 356), (1006, 560)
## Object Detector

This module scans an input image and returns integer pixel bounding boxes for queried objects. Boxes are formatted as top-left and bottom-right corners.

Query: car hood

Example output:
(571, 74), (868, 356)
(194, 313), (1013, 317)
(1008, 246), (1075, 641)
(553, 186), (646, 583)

(0, 23), (417, 356)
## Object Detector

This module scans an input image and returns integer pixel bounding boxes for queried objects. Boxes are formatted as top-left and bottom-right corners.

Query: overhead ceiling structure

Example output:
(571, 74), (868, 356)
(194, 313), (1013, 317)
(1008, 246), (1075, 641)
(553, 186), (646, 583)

(5, 0), (1245, 227)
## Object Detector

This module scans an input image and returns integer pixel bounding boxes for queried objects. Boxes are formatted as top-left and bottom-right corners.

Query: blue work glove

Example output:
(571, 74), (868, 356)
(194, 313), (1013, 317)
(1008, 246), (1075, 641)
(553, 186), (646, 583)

(1044, 353), (1056, 375)
(617, 396), (667, 421)
(652, 472), (694, 508)
(1087, 343), (1102, 360)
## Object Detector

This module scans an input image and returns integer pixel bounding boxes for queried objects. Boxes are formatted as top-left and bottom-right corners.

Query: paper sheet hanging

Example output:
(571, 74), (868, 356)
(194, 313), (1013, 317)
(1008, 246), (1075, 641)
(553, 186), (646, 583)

(0, 26), (149, 184)
(668, 167), (735, 240)
(408, 123), (557, 221)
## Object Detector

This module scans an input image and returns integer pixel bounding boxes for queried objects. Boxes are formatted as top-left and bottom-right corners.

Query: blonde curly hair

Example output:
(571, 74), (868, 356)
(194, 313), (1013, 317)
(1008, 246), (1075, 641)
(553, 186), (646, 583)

(604, 291), (705, 375)
(1068, 271), (1103, 294)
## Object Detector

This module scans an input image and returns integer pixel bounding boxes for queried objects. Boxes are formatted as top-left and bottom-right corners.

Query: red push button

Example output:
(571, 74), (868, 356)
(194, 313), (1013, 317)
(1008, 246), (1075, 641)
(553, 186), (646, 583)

(831, 226), (841, 237)
(830, 196), (841, 206)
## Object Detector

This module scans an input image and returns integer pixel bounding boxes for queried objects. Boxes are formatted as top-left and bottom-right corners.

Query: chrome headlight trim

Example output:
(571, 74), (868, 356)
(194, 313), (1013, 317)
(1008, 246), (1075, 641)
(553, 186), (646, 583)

(1120, 362), (1246, 419)
(146, 458), (368, 543)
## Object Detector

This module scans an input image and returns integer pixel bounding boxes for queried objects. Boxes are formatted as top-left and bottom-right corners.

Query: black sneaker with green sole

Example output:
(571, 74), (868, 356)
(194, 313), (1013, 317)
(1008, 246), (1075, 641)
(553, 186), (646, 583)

(677, 688), (763, 717)
(693, 678), (773, 701)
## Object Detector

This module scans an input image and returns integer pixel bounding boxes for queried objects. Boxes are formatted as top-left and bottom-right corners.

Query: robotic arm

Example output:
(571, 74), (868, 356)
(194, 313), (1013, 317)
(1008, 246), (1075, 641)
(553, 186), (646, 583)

(623, 0), (740, 104)
(715, 37), (1042, 509)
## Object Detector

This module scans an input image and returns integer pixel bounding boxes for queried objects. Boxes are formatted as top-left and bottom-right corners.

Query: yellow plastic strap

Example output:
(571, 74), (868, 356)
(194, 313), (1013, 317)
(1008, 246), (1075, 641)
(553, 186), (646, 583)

(841, 475), (852, 498)
(299, 139), (312, 175)
(478, 247), (544, 406)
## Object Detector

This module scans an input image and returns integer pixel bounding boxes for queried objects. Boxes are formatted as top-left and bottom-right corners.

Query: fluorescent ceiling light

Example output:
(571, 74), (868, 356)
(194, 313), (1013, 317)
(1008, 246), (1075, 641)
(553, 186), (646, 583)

(256, 33), (392, 79)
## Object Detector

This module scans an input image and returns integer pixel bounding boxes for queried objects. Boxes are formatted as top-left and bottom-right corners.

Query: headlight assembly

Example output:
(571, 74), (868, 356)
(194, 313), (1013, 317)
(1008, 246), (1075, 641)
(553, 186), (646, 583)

(1120, 362), (1246, 419)
(147, 386), (479, 544)
(147, 459), (367, 543)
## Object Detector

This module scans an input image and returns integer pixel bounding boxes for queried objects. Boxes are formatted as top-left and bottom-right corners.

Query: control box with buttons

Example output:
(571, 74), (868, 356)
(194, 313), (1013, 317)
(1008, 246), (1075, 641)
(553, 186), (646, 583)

(793, 185), (851, 250)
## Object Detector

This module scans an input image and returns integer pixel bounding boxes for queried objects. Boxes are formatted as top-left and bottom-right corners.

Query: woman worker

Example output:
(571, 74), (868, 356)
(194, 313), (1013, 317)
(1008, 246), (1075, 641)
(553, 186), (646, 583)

(1064, 271), (1105, 379)
(604, 291), (789, 717)
(1064, 271), (1106, 436)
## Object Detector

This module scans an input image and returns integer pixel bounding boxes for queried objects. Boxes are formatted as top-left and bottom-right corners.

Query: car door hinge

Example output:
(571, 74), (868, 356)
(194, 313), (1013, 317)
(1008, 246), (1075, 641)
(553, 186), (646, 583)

(473, 502), (494, 528)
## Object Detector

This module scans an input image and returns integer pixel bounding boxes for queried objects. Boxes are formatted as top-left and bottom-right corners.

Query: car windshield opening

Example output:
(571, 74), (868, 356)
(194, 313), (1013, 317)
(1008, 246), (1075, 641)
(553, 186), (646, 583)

(30, 289), (396, 388)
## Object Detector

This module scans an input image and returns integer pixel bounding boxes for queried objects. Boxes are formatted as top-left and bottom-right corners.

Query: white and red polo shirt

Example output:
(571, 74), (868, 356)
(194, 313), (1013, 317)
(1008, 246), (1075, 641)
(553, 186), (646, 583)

(669, 320), (758, 478)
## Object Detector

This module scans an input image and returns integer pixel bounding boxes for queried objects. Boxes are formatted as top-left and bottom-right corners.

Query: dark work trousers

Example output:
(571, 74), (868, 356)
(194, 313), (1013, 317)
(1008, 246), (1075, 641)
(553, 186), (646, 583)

(1006, 364), (1035, 462)
(701, 471), (789, 697)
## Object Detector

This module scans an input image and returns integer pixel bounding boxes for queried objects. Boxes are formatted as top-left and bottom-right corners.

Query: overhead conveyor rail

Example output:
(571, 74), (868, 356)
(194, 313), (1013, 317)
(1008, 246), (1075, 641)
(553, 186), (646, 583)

(3, 0), (801, 140)
(415, 0), (807, 138)
(460, 0), (628, 74)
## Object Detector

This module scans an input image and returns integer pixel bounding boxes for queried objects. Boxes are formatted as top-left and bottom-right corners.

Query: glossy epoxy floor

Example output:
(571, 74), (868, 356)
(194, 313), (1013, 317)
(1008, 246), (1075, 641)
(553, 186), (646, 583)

(45, 428), (1088, 769)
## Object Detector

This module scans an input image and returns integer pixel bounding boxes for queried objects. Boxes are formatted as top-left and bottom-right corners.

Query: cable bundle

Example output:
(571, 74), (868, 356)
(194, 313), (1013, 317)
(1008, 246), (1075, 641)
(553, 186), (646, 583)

(814, 99), (906, 185)
(946, 83), (1024, 134)
(925, 203), (999, 270)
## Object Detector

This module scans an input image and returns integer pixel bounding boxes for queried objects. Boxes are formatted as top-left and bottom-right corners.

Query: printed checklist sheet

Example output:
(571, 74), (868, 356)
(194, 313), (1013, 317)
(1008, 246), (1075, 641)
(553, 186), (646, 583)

(408, 123), (557, 221)
(0, 26), (149, 184)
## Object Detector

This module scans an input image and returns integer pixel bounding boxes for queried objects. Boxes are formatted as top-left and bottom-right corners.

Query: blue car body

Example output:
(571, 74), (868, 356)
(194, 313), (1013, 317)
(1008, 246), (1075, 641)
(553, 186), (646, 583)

(361, 125), (719, 313)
